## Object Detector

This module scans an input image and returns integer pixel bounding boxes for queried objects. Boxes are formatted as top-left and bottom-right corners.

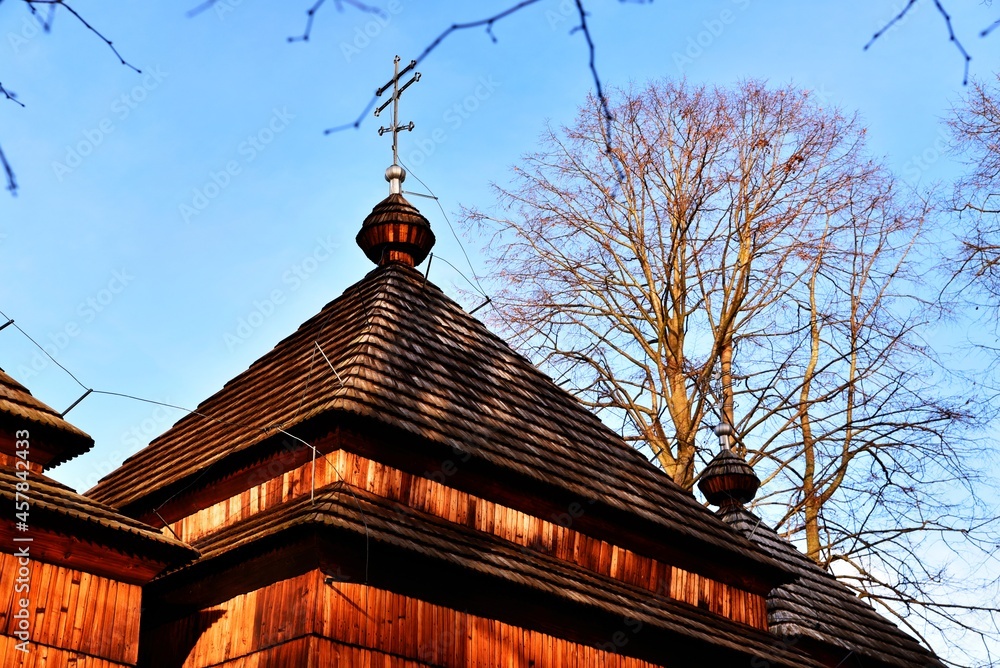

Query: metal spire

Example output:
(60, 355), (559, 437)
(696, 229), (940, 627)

(375, 55), (421, 194)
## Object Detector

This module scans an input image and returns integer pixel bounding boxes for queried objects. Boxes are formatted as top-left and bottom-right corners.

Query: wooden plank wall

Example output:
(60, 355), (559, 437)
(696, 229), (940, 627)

(144, 566), (318, 666)
(0, 635), (130, 667)
(147, 569), (664, 668)
(207, 636), (432, 667)
(168, 452), (767, 629)
(0, 552), (141, 665)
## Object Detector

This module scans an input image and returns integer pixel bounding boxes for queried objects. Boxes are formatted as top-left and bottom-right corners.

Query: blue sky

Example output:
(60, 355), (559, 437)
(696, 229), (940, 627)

(0, 0), (995, 493)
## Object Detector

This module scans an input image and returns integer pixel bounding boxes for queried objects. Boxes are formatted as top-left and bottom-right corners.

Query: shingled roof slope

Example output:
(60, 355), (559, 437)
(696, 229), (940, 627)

(160, 482), (823, 668)
(0, 367), (93, 467)
(717, 505), (944, 668)
(0, 467), (196, 563)
(88, 264), (786, 576)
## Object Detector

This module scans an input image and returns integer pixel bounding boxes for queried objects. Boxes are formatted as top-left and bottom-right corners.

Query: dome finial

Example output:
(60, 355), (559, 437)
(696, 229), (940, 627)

(357, 194), (435, 267)
(698, 422), (760, 508)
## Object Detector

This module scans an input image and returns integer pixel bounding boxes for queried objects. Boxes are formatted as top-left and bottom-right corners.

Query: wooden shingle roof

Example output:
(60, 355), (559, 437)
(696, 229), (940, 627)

(0, 466), (197, 565)
(154, 482), (824, 668)
(87, 264), (788, 582)
(0, 367), (93, 467)
(717, 505), (945, 668)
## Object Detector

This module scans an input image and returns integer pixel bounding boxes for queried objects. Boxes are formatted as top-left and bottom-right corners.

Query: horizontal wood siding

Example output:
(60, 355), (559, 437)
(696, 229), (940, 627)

(169, 452), (766, 629)
(148, 570), (664, 668)
(0, 552), (141, 665)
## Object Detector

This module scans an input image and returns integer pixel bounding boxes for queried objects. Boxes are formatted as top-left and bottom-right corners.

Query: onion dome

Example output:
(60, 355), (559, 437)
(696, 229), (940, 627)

(356, 167), (435, 267)
(698, 424), (760, 508)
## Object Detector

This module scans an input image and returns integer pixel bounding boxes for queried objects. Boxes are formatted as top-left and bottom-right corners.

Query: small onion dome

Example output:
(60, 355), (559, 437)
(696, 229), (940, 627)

(356, 191), (435, 267)
(698, 448), (761, 508)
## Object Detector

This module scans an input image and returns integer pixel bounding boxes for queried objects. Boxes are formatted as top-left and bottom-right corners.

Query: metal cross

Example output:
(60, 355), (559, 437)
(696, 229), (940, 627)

(375, 55), (421, 166)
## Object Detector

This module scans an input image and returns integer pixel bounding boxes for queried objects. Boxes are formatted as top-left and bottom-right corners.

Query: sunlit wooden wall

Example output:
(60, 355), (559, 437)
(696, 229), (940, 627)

(0, 551), (142, 667)
(145, 569), (666, 668)
(166, 451), (767, 630)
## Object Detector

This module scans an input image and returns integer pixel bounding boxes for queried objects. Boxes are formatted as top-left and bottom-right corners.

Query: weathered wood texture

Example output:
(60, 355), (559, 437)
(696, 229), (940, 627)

(145, 569), (662, 668)
(357, 193), (436, 267)
(86, 265), (783, 592)
(0, 635), (129, 667)
(0, 368), (93, 469)
(0, 524), (162, 587)
(0, 466), (197, 585)
(718, 506), (946, 668)
(200, 637), (431, 668)
(0, 552), (142, 665)
(167, 452), (767, 629)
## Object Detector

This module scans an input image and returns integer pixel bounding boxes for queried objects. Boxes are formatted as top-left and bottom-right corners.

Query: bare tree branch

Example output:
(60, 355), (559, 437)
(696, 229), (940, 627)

(946, 74), (1000, 351)
(0, 145), (16, 195)
(318, 0), (635, 149)
(0, 0), (138, 195)
(864, 0), (972, 85)
(28, 0), (140, 73)
(0, 79), (24, 195)
(464, 79), (999, 663)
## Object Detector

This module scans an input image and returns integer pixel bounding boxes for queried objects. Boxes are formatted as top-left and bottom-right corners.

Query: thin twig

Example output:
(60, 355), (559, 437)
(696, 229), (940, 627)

(322, 0), (628, 135)
(0, 82), (24, 108)
(0, 145), (17, 195)
(289, 0), (386, 43)
(28, 1), (140, 73)
(864, 0), (971, 85)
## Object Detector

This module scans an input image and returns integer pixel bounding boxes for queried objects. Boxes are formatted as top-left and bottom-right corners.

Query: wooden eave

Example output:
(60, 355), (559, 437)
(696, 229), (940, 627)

(0, 467), (197, 582)
(717, 505), (945, 668)
(145, 483), (824, 668)
(0, 368), (93, 468)
(122, 415), (793, 596)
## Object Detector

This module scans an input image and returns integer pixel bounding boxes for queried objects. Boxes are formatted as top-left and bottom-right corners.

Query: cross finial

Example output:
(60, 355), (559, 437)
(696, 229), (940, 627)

(375, 55), (420, 194)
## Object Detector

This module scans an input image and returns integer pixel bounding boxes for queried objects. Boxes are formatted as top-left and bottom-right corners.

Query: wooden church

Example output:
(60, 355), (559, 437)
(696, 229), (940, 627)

(1, 62), (945, 667)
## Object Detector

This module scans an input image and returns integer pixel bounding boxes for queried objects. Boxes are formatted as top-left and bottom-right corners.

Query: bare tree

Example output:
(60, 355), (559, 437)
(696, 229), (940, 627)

(948, 75), (1000, 342)
(465, 79), (999, 664)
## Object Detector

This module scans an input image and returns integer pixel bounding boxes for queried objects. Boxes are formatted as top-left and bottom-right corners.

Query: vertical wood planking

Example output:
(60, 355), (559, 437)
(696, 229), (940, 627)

(167, 451), (767, 630)
(0, 552), (141, 664)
